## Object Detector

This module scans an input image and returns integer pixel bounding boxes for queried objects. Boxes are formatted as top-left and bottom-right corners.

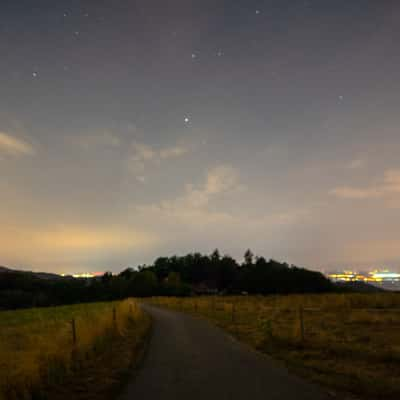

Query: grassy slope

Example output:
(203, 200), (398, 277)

(0, 300), (151, 400)
(150, 294), (400, 400)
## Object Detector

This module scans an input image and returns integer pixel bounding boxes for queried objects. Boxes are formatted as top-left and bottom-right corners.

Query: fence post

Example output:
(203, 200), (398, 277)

(299, 306), (305, 342)
(113, 306), (117, 331)
(70, 318), (78, 370)
(71, 318), (77, 345)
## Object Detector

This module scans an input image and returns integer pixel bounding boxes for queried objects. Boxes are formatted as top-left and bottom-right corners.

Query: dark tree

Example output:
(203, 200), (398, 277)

(244, 249), (254, 266)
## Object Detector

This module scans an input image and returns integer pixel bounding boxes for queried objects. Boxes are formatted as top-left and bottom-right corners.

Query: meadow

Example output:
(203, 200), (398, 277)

(0, 299), (151, 400)
(150, 293), (400, 400)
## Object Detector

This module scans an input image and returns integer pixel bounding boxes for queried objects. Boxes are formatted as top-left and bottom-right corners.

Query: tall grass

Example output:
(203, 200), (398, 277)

(150, 293), (400, 399)
(0, 299), (146, 400)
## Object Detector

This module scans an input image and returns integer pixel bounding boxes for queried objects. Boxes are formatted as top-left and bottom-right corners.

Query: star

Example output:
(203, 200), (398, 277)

(338, 95), (344, 101)
(184, 117), (190, 123)
(191, 53), (197, 59)
(63, 12), (68, 17)
(217, 50), (224, 57)
(32, 72), (38, 78)
(255, 10), (261, 15)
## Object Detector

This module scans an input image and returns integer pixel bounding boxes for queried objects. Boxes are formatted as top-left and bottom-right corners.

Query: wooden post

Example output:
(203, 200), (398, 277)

(71, 318), (77, 345)
(113, 307), (117, 331)
(70, 318), (78, 371)
(299, 306), (305, 342)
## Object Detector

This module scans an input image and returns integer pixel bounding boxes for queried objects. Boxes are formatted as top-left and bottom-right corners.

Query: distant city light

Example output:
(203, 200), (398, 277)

(327, 269), (400, 290)
(72, 273), (95, 278)
(61, 272), (104, 278)
(371, 272), (400, 279)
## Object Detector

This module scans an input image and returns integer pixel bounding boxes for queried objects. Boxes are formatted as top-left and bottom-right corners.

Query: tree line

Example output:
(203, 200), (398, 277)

(0, 250), (335, 310)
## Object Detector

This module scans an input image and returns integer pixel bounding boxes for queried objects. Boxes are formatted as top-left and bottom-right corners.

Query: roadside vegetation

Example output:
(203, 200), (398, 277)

(150, 293), (400, 400)
(0, 299), (151, 400)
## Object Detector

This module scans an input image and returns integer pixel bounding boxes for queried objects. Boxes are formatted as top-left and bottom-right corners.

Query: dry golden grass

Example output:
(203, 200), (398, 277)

(150, 294), (400, 399)
(0, 299), (150, 400)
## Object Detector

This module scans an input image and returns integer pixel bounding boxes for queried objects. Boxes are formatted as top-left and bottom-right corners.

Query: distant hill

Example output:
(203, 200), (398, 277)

(336, 281), (385, 293)
(0, 265), (81, 310)
(0, 265), (64, 280)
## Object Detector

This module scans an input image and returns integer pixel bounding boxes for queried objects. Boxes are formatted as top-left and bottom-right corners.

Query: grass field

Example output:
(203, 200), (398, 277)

(150, 293), (400, 400)
(0, 299), (151, 400)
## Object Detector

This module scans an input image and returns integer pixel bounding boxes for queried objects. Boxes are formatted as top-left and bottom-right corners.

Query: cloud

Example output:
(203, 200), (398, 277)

(204, 165), (239, 195)
(330, 186), (382, 199)
(134, 165), (241, 225)
(133, 165), (303, 232)
(347, 159), (366, 169)
(0, 132), (35, 157)
(383, 169), (400, 193)
(128, 140), (189, 176)
(330, 169), (400, 200)
(166, 165), (241, 210)
(342, 239), (400, 265)
(76, 131), (121, 149)
(159, 145), (188, 159)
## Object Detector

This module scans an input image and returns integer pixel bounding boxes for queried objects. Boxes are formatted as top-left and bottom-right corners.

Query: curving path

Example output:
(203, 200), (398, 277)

(119, 304), (331, 400)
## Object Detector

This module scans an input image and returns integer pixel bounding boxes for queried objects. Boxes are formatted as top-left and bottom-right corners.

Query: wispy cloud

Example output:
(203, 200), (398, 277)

(330, 186), (382, 200)
(347, 159), (366, 169)
(133, 165), (303, 231)
(163, 165), (242, 210)
(330, 169), (400, 200)
(134, 165), (241, 225)
(75, 131), (121, 149)
(128, 140), (189, 180)
(0, 132), (35, 157)
(159, 146), (188, 159)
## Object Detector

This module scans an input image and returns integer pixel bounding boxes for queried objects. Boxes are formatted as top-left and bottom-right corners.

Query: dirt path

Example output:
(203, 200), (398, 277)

(119, 304), (331, 400)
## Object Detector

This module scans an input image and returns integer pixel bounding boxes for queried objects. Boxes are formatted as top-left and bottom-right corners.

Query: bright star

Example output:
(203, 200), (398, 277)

(32, 72), (38, 78)
(256, 10), (261, 14)
(184, 117), (190, 123)
(191, 53), (197, 59)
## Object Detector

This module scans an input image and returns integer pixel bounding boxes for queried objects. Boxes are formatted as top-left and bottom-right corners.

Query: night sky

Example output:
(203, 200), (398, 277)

(1, 0), (400, 274)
